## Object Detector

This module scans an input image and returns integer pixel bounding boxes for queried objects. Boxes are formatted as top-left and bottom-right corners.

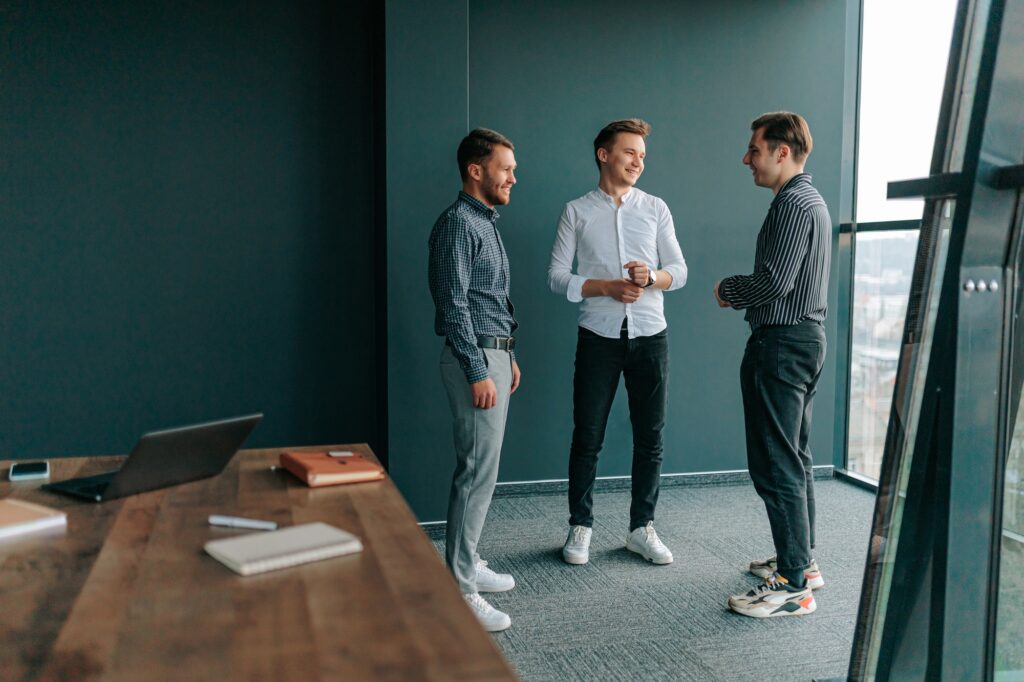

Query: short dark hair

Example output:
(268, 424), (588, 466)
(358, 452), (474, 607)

(593, 118), (651, 170)
(751, 112), (813, 163)
(457, 128), (514, 181)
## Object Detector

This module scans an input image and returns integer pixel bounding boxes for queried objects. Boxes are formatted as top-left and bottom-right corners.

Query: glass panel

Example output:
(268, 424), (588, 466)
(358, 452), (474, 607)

(856, 0), (957, 222)
(997, 394), (1024, 677)
(996, 200), (1024, 678)
(850, 199), (954, 680)
(848, 230), (920, 480)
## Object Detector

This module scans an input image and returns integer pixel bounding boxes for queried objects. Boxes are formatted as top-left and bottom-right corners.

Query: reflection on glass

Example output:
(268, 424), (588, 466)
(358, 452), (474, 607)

(856, 0), (957, 222)
(996, 204), (1024, 678)
(848, 230), (920, 480)
(852, 200), (953, 680)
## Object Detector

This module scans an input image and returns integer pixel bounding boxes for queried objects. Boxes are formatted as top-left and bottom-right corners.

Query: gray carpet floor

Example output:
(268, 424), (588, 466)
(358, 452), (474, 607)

(433, 479), (876, 681)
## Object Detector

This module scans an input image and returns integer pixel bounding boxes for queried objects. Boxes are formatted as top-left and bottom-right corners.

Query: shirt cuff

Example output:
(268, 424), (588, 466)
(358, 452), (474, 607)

(718, 278), (734, 305)
(566, 274), (586, 303)
(464, 361), (489, 385)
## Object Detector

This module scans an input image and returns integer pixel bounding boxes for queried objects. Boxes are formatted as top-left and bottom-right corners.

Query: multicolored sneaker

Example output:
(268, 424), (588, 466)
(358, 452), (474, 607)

(728, 573), (816, 618)
(749, 556), (824, 590)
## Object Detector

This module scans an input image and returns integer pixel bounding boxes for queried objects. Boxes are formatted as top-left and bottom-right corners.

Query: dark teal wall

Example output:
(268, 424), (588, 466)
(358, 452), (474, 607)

(388, 0), (852, 521)
(385, 0), (470, 516)
(0, 1), (380, 457)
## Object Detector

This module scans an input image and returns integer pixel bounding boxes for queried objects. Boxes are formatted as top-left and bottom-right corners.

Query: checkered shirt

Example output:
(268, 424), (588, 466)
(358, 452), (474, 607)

(428, 191), (518, 383)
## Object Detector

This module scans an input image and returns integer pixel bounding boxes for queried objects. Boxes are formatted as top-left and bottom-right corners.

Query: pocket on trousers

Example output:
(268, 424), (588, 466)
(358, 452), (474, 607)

(440, 345), (458, 366)
(775, 339), (825, 387)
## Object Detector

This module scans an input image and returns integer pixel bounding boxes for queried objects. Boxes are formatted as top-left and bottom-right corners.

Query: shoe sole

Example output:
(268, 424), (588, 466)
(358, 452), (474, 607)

(478, 582), (516, 593)
(728, 594), (817, 618)
(625, 543), (673, 565)
(563, 551), (589, 565)
(481, 618), (512, 632)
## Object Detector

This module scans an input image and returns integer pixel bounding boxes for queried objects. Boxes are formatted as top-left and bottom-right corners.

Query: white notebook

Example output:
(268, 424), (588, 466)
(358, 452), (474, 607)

(204, 522), (363, 576)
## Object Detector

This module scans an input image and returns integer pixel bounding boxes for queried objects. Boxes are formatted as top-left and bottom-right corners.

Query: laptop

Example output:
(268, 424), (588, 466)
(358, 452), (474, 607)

(42, 414), (263, 502)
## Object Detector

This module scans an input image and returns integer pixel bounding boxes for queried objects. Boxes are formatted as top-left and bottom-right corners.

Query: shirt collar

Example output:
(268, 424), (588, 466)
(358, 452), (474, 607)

(772, 173), (812, 205)
(458, 191), (500, 221)
(595, 187), (634, 207)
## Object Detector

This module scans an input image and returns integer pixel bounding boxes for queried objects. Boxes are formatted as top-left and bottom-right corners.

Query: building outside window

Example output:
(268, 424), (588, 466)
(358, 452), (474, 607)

(847, 0), (957, 480)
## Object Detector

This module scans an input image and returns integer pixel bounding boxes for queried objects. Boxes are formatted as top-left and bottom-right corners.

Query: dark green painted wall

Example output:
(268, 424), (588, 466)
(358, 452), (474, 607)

(0, 1), (380, 458)
(388, 0), (851, 521)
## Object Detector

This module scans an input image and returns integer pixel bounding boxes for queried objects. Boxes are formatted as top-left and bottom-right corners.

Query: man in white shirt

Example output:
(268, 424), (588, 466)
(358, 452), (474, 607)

(548, 119), (688, 566)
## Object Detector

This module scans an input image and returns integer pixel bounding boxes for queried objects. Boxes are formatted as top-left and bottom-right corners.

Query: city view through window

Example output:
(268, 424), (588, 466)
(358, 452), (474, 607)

(847, 0), (957, 479)
(847, 231), (919, 479)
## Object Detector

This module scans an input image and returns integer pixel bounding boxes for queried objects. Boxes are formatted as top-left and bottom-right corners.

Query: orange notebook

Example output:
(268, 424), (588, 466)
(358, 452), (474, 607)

(279, 451), (386, 487)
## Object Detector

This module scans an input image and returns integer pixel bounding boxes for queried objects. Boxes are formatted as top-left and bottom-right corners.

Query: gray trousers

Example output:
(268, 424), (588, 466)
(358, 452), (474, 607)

(440, 344), (513, 593)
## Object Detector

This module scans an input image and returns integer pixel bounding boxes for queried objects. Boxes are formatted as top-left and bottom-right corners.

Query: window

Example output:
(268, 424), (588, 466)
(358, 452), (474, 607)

(847, 0), (957, 480)
(855, 0), (958, 223)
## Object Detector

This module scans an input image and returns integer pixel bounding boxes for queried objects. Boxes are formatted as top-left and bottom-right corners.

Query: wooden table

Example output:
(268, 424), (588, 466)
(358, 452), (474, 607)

(0, 445), (515, 681)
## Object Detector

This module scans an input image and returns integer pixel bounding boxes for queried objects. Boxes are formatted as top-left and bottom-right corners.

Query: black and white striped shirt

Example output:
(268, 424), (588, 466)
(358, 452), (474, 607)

(719, 173), (831, 329)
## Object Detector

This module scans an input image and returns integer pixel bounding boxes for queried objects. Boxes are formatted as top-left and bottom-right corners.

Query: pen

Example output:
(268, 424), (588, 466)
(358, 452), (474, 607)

(208, 515), (278, 531)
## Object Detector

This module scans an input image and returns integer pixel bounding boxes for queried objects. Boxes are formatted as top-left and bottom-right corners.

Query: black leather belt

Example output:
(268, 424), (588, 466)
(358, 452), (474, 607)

(446, 335), (516, 351)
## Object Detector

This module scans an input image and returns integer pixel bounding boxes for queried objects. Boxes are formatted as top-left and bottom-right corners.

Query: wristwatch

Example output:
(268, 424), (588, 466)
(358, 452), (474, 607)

(643, 270), (657, 288)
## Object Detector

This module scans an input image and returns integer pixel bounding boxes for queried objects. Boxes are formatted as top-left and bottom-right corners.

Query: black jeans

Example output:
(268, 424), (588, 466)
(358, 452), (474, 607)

(568, 326), (669, 531)
(740, 320), (826, 580)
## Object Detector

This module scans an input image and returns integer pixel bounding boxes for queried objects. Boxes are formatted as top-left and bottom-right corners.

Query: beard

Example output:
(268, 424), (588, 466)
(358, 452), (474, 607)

(481, 183), (511, 206)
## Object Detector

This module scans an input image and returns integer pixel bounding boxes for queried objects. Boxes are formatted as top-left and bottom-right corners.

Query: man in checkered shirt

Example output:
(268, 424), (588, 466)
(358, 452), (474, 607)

(428, 128), (521, 633)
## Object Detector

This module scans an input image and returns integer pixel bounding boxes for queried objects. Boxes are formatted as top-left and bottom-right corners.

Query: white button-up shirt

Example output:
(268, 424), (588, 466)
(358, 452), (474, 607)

(548, 188), (687, 339)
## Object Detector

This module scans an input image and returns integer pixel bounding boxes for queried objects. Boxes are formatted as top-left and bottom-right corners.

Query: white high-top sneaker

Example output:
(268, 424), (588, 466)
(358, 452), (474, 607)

(475, 559), (515, 592)
(625, 521), (673, 564)
(464, 592), (511, 632)
(562, 525), (592, 565)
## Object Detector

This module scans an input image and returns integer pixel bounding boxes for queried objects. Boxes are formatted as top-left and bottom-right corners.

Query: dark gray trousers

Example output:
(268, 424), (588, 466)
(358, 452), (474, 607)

(740, 320), (826, 579)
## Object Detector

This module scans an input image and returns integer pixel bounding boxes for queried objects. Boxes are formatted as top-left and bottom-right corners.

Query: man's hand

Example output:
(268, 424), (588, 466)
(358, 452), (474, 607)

(624, 260), (650, 287)
(510, 361), (521, 395)
(471, 377), (498, 409)
(714, 280), (732, 308)
(605, 279), (645, 303)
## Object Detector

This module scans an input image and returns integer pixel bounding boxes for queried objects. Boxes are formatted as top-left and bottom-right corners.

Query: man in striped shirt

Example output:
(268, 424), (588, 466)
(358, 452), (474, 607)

(714, 112), (831, 619)
(428, 128), (521, 632)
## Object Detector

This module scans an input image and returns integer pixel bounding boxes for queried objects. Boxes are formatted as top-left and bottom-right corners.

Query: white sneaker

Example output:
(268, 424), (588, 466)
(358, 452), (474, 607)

(475, 559), (515, 592)
(625, 522), (673, 564)
(562, 525), (592, 565)
(464, 592), (511, 632)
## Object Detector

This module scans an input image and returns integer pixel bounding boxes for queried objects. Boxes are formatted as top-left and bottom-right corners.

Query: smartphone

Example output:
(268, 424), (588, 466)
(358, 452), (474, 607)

(8, 461), (50, 482)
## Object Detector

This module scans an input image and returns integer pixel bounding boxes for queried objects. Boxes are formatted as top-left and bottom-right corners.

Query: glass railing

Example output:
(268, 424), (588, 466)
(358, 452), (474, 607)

(847, 230), (920, 481)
